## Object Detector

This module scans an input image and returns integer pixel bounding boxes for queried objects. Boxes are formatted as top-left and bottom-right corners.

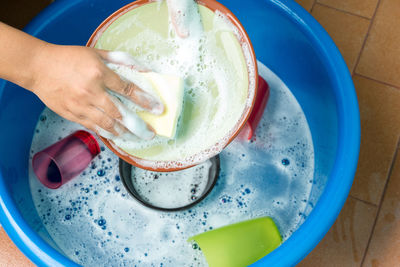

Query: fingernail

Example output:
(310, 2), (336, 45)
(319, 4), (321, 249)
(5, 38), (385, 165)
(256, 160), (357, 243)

(150, 100), (165, 116)
(139, 92), (164, 115)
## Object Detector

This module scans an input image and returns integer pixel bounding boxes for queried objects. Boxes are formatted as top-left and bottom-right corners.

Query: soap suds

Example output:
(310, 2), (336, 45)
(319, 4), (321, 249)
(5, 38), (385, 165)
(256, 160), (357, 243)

(110, 95), (155, 140)
(132, 159), (212, 209)
(29, 61), (314, 266)
(105, 51), (145, 70)
(96, 1), (256, 170)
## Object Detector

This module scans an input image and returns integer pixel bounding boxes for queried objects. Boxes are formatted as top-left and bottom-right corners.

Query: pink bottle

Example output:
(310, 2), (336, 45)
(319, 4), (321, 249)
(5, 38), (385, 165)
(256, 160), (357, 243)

(32, 130), (100, 189)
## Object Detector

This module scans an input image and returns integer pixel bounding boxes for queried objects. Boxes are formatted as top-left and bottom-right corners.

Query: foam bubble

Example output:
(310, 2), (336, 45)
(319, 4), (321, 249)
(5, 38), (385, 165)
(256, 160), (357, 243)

(95, 1), (256, 170)
(29, 61), (314, 266)
(132, 160), (212, 209)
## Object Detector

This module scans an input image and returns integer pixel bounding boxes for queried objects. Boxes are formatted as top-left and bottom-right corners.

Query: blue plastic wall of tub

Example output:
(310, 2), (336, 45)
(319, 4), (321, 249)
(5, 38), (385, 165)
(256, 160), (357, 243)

(0, 0), (359, 266)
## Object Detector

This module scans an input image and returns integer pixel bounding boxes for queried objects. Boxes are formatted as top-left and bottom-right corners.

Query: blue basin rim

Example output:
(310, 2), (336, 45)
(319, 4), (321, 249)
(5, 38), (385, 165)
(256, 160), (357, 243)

(0, 0), (360, 266)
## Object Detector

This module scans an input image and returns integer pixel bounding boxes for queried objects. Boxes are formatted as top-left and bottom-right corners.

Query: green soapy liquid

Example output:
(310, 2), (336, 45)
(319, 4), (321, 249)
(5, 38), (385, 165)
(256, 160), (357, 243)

(95, 1), (249, 161)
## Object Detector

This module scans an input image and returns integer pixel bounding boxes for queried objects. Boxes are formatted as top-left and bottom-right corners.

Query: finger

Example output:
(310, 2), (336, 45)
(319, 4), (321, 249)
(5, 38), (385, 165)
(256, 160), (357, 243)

(84, 107), (121, 136)
(121, 109), (156, 140)
(77, 116), (124, 139)
(109, 97), (156, 140)
(103, 68), (164, 115)
(96, 50), (149, 72)
(56, 109), (78, 123)
(61, 109), (107, 136)
(93, 126), (115, 139)
(73, 116), (97, 133)
(94, 93), (122, 121)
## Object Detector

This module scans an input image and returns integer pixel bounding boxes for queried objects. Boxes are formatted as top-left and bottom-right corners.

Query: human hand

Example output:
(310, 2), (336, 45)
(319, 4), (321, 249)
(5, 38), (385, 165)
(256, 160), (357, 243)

(30, 44), (163, 139)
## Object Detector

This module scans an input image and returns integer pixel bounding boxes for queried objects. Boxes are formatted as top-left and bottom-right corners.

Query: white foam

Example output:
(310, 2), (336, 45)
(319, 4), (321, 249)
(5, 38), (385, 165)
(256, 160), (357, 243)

(106, 51), (142, 68)
(213, 10), (240, 40)
(167, 0), (203, 38)
(108, 94), (155, 140)
(132, 160), (212, 209)
(96, 2), (256, 170)
(29, 61), (314, 266)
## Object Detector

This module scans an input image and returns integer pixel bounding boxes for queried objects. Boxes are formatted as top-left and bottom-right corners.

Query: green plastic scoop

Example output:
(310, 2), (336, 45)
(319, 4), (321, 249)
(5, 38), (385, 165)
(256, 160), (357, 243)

(188, 217), (282, 267)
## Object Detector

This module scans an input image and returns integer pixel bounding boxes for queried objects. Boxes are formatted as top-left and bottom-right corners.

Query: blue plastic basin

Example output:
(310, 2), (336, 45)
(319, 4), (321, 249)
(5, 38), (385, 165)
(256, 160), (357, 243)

(0, 0), (360, 266)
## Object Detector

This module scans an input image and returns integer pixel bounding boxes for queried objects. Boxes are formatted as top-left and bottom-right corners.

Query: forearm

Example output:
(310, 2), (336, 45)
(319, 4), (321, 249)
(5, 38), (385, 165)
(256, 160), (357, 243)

(0, 23), (160, 138)
(0, 22), (47, 90)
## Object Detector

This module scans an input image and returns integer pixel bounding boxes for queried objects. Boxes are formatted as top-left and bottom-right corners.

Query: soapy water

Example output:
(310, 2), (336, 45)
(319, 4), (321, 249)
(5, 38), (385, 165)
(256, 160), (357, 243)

(29, 62), (314, 266)
(131, 159), (213, 209)
(95, 1), (256, 169)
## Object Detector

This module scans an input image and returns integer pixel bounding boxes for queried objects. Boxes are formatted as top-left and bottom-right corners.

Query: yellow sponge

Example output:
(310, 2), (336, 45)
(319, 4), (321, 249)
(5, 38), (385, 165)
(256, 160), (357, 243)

(137, 72), (184, 139)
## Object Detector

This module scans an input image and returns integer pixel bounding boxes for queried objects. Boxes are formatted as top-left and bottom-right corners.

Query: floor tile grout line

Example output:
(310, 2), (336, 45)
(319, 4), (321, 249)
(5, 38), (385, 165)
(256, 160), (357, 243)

(315, 2), (372, 20)
(360, 136), (400, 266)
(348, 195), (378, 207)
(354, 73), (400, 91)
(310, 0), (317, 13)
(352, 0), (382, 74)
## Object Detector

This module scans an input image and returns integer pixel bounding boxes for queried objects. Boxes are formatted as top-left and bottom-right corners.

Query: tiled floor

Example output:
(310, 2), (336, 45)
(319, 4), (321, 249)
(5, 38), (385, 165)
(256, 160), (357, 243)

(1, 0), (400, 266)
(0, 228), (34, 266)
(296, 0), (400, 266)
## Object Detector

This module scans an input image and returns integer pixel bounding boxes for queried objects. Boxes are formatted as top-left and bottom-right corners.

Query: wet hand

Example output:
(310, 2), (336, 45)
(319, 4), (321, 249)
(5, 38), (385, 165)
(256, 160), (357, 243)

(30, 45), (163, 139)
